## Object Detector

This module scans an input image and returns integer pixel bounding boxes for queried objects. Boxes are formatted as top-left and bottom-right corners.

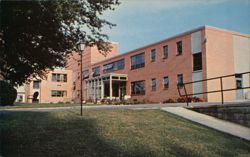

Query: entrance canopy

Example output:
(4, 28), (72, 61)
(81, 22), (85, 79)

(85, 73), (128, 100)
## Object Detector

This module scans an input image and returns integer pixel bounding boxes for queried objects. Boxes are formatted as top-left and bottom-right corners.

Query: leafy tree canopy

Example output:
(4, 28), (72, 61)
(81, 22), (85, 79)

(0, 0), (119, 86)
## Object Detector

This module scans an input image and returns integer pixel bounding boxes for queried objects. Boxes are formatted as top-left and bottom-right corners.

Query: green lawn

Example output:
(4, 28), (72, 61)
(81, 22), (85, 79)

(0, 102), (104, 109)
(0, 109), (249, 157)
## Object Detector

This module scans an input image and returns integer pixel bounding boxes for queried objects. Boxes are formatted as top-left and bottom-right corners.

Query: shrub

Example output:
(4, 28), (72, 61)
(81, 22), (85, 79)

(176, 96), (192, 103)
(86, 99), (93, 103)
(0, 81), (17, 106)
(191, 97), (203, 102)
(163, 98), (176, 103)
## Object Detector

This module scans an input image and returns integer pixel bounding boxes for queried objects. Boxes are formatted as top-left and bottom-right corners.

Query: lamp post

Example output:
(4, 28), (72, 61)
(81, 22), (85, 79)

(78, 43), (85, 116)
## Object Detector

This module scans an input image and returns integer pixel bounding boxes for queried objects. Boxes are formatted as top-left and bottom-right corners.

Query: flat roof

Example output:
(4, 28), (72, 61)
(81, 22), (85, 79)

(92, 25), (250, 67)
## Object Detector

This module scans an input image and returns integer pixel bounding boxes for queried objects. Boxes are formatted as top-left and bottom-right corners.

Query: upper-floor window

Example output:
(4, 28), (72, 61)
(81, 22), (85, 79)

(131, 53), (145, 70)
(163, 45), (168, 59)
(176, 41), (183, 55)
(236, 74), (243, 89)
(103, 59), (124, 73)
(92, 66), (100, 77)
(52, 73), (67, 82)
(193, 52), (202, 71)
(83, 70), (89, 79)
(177, 74), (184, 86)
(151, 78), (157, 91)
(131, 80), (145, 95)
(151, 49), (156, 62)
(51, 90), (67, 97)
(33, 80), (41, 89)
(163, 76), (169, 89)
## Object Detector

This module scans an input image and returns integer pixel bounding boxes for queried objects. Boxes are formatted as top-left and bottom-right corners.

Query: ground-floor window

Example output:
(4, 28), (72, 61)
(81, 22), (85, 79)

(163, 76), (169, 89)
(51, 90), (67, 97)
(131, 80), (145, 95)
(177, 74), (184, 86)
(151, 78), (156, 91)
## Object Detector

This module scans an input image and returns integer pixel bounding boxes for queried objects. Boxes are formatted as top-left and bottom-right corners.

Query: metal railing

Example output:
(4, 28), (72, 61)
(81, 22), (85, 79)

(177, 71), (250, 106)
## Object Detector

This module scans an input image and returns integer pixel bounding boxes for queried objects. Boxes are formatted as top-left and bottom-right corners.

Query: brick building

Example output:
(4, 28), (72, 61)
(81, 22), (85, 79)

(16, 68), (73, 103)
(66, 26), (250, 103)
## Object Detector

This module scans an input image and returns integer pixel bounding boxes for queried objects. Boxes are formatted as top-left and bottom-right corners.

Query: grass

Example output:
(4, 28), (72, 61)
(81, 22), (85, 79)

(0, 102), (104, 109)
(0, 109), (249, 157)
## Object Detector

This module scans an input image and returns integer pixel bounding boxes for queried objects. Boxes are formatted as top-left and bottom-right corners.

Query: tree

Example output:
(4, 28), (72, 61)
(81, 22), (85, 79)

(0, 80), (17, 106)
(0, 0), (119, 86)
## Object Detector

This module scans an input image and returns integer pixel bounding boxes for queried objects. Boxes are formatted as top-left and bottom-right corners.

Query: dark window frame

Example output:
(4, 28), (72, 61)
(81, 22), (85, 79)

(176, 41), (183, 55)
(131, 53), (145, 70)
(52, 73), (67, 82)
(151, 49), (156, 62)
(51, 90), (67, 97)
(163, 76), (169, 89)
(92, 66), (100, 77)
(33, 80), (41, 89)
(177, 74), (184, 86)
(103, 59), (125, 73)
(131, 80), (145, 95)
(151, 78), (157, 91)
(163, 45), (168, 59)
(193, 52), (202, 71)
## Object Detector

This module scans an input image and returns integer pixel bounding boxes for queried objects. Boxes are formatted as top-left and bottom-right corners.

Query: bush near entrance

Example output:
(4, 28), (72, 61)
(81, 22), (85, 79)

(0, 80), (17, 106)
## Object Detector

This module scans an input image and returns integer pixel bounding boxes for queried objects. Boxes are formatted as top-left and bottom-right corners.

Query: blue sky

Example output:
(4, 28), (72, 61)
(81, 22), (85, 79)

(102, 0), (250, 53)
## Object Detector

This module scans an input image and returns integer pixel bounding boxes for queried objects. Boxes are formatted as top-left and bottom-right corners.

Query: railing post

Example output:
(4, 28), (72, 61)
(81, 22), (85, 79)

(220, 77), (224, 104)
(183, 85), (189, 106)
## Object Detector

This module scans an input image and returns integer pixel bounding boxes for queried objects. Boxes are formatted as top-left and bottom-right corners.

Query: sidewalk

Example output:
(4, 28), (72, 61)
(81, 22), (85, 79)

(161, 107), (250, 141)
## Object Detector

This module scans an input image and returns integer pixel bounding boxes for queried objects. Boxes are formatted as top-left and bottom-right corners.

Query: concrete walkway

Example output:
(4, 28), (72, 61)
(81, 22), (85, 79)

(161, 107), (250, 141)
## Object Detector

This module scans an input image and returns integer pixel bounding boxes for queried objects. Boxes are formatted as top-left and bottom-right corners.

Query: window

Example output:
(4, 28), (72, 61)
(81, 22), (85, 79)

(163, 76), (169, 89)
(151, 49), (156, 62)
(193, 53), (202, 71)
(92, 66), (100, 77)
(236, 74), (243, 89)
(131, 53), (145, 69)
(51, 90), (67, 97)
(103, 59), (124, 73)
(163, 45), (168, 59)
(176, 41), (182, 55)
(151, 78), (157, 91)
(131, 80), (145, 95)
(63, 74), (67, 82)
(33, 80), (41, 89)
(52, 73), (67, 82)
(177, 74), (184, 86)
(83, 70), (89, 79)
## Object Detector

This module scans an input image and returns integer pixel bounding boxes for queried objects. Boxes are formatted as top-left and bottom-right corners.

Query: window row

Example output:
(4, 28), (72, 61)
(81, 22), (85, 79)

(51, 90), (67, 97)
(82, 41), (203, 78)
(52, 73), (67, 82)
(150, 41), (183, 62)
(131, 74), (184, 95)
(103, 59), (125, 73)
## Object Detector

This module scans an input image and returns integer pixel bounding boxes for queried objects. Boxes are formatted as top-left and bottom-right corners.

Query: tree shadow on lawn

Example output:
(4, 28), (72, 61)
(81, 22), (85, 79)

(1, 111), (157, 157)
